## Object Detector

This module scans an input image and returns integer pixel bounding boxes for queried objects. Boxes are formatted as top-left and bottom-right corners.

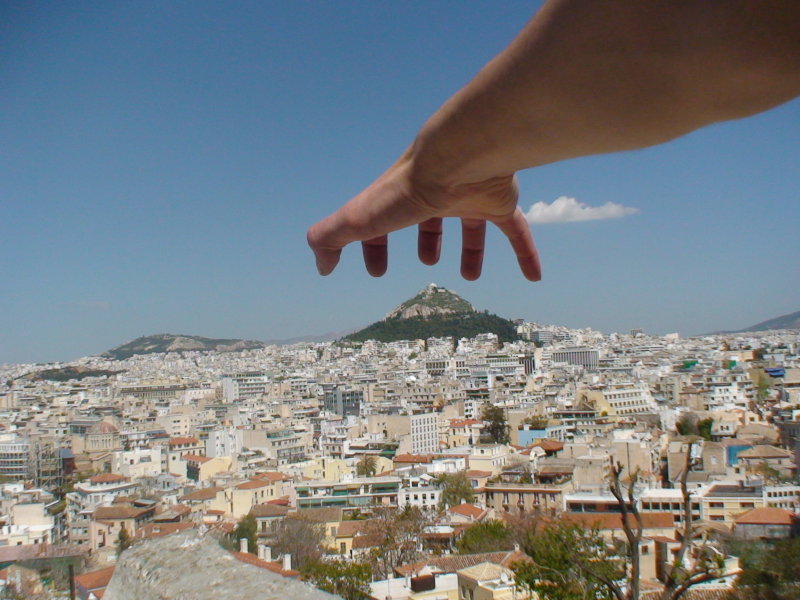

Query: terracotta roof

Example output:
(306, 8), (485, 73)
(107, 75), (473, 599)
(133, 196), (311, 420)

(335, 519), (376, 537)
(352, 532), (383, 549)
(230, 551), (300, 578)
(394, 453), (433, 464)
(290, 507), (342, 523)
(179, 486), (223, 502)
(562, 512), (674, 530)
(450, 418), (482, 427)
(466, 470), (492, 478)
(94, 505), (150, 520)
(74, 566), (115, 592)
(235, 479), (271, 490)
(735, 507), (795, 525)
(533, 439), (564, 452)
(448, 503), (486, 520)
(169, 436), (200, 446)
(134, 522), (195, 540)
(250, 503), (289, 518)
(183, 453), (211, 463)
(93, 421), (119, 434)
(88, 473), (128, 484)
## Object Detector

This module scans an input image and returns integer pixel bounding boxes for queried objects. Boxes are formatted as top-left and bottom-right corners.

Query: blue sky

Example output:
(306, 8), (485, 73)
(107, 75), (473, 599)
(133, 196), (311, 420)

(2, 1), (798, 364)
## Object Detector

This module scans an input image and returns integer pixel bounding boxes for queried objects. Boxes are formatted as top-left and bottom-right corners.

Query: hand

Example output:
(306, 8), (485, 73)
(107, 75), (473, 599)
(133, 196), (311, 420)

(306, 152), (541, 281)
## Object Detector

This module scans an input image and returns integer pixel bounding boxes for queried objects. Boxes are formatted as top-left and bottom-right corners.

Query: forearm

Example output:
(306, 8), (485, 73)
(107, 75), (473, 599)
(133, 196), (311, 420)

(411, 0), (800, 187)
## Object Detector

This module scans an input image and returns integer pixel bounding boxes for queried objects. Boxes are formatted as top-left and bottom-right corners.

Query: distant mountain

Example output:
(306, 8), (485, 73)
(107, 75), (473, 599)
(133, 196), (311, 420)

(103, 334), (265, 360)
(736, 310), (800, 333)
(344, 283), (520, 343)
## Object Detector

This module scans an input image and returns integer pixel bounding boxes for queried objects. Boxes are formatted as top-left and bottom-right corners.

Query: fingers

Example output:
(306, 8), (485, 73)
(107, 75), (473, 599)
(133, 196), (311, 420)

(307, 157), (439, 276)
(494, 208), (542, 281)
(460, 218), (486, 281)
(418, 218), (443, 265)
(307, 219), (344, 276)
(362, 235), (388, 277)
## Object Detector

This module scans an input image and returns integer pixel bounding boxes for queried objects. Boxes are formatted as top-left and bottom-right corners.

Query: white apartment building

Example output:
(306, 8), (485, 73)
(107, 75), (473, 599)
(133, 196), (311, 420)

(410, 412), (439, 455)
(221, 372), (271, 402)
(206, 427), (244, 458)
(66, 474), (138, 543)
(0, 502), (55, 545)
(111, 446), (163, 479)
(398, 485), (441, 511)
(0, 433), (29, 480)
(581, 381), (658, 416)
(551, 347), (600, 371)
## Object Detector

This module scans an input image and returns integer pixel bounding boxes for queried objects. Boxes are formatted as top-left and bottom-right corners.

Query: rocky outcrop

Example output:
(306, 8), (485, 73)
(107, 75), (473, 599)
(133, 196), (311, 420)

(103, 531), (338, 600)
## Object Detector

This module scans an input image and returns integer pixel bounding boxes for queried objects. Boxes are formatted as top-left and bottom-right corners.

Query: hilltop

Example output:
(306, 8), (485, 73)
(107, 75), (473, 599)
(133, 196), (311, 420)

(344, 283), (520, 343)
(736, 310), (800, 333)
(103, 334), (265, 361)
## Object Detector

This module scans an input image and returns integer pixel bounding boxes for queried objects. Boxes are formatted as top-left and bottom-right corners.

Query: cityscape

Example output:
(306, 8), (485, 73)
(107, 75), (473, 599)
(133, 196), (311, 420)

(1, 284), (798, 600)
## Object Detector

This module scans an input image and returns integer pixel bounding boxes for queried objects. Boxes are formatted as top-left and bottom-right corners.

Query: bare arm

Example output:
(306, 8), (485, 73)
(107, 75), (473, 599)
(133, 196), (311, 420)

(307, 0), (800, 280)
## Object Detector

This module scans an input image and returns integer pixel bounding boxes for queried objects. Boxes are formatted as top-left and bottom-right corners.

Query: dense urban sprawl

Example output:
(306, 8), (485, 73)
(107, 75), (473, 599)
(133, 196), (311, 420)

(1, 311), (799, 599)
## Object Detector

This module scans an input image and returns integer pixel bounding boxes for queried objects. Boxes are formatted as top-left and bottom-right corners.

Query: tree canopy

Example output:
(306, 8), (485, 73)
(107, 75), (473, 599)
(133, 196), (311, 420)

(481, 404), (510, 444)
(436, 471), (475, 509)
(301, 559), (372, 600)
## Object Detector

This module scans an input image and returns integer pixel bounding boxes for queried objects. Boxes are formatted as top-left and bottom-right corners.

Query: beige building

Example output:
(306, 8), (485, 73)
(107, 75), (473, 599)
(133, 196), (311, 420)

(457, 562), (529, 600)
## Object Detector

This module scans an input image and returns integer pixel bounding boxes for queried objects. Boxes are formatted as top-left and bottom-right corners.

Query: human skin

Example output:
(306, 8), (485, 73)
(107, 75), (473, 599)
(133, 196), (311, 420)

(307, 0), (800, 281)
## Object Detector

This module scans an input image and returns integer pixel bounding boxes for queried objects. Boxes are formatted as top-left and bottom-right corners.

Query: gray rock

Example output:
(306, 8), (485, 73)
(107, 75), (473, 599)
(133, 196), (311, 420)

(104, 531), (339, 600)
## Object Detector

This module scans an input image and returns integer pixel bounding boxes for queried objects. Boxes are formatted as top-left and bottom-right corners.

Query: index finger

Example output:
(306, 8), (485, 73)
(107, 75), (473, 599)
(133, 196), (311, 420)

(493, 208), (542, 281)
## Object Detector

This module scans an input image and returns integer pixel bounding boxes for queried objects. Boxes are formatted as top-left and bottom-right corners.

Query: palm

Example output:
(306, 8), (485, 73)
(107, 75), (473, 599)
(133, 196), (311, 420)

(308, 163), (540, 281)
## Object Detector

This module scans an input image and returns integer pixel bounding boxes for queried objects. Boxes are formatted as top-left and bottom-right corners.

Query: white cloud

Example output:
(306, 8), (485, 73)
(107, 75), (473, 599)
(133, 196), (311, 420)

(524, 196), (638, 224)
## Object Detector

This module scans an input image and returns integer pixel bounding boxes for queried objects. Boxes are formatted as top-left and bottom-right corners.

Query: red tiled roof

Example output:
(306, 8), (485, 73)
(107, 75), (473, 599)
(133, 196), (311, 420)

(179, 486), (223, 502)
(250, 503), (289, 518)
(448, 503), (486, 520)
(230, 551), (300, 578)
(183, 453), (211, 463)
(450, 419), (482, 428)
(533, 439), (564, 452)
(74, 566), (115, 592)
(466, 470), (492, 478)
(135, 522), (195, 540)
(88, 473), (128, 484)
(735, 507), (795, 525)
(562, 512), (674, 530)
(236, 479), (271, 490)
(94, 505), (151, 520)
(169, 436), (200, 446)
(394, 454), (433, 463)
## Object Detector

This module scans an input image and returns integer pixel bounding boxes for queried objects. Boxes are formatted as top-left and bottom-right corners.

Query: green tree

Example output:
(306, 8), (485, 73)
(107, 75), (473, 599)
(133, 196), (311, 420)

(756, 373), (772, 402)
(456, 520), (514, 554)
(697, 417), (714, 441)
(301, 559), (372, 600)
(116, 524), (132, 556)
(676, 413), (699, 436)
(514, 520), (622, 600)
(356, 455), (377, 478)
(436, 471), (475, 509)
(482, 404), (510, 444)
(232, 513), (258, 555)
(367, 506), (430, 578)
(271, 515), (326, 570)
(728, 537), (800, 600)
